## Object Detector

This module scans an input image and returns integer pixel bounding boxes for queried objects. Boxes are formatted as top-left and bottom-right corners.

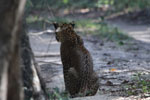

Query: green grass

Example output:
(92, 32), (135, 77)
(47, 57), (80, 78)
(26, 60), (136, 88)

(26, 15), (130, 43)
(26, 0), (150, 13)
(26, 16), (73, 30)
(124, 73), (150, 96)
(26, 0), (97, 10)
(49, 88), (69, 100)
(75, 19), (130, 43)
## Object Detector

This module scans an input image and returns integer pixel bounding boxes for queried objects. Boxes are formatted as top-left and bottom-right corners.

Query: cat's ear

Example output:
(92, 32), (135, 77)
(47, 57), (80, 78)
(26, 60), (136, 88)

(53, 22), (59, 29)
(70, 21), (75, 28)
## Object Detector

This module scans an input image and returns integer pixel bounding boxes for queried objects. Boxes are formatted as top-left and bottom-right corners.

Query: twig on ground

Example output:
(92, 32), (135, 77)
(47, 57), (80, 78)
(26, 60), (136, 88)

(38, 61), (61, 65)
(35, 54), (60, 58)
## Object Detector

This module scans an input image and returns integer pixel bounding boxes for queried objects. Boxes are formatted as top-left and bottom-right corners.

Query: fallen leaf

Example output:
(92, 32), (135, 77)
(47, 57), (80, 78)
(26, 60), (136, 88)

(110, 68), (117, 72)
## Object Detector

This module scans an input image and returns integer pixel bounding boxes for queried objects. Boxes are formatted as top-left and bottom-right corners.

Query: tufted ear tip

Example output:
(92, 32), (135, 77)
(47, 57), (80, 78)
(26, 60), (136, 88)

(53, 22), (59, 29)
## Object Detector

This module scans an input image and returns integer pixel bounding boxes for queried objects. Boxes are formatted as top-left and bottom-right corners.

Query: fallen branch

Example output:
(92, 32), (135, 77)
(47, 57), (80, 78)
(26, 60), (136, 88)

(35, 54), (60, 58)
(37, 61), (61, 65)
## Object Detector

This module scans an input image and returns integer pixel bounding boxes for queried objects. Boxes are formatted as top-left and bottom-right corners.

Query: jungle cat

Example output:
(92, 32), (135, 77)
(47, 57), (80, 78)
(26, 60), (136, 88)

(53, 22), (99, 97)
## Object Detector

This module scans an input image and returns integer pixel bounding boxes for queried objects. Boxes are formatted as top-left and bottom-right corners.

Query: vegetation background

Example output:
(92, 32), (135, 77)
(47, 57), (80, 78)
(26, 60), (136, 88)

(24, 0), (150, 99)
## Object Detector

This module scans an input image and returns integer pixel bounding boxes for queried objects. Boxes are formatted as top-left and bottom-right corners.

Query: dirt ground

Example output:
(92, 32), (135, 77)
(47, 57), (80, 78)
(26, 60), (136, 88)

(29, 17), (150, 99)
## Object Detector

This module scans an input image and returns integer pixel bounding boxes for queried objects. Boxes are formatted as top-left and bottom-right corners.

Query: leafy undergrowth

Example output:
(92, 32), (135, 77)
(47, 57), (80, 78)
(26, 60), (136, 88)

(49, 88), (69, 100)
(26, 15), (131, 44)
(75, 19), (131, 42)
(123, 73), (150, 97)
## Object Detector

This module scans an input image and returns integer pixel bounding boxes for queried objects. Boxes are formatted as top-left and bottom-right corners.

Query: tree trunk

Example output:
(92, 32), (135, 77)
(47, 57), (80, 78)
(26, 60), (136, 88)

(20, 25), (46, 100)
(0, 0), (26, 100)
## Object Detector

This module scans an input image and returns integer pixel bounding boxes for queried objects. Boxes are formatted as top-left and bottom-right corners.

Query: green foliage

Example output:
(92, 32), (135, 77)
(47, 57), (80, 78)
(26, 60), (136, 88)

(26, 13), (130, 42)
(26, 0), (33, 8)
(112, 0), (150, 11)
(26, 15), (44, 29)
(63, 0), (69, 4)
(49, 88), (69, 100)
(124, 73), (150, 96)
(26, 15), (39, 23)
(96, 0), (114, 7)
(25, 0), (33, 13)
(25, 0), (98, 10)
(76, 19), (130, 42)
(98, 22), (129, 41)
(25, 0), (150, 13)
(76, 20), (100, 31)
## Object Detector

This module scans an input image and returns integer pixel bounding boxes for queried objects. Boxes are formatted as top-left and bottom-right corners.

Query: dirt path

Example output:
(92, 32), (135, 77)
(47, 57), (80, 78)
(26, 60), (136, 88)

(107, 19), (150, 43)
(29, 20), (150, 100)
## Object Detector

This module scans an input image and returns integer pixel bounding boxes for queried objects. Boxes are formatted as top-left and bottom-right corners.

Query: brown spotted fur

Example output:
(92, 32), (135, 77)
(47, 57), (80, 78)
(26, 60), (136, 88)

(53, 23), (99, 97)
